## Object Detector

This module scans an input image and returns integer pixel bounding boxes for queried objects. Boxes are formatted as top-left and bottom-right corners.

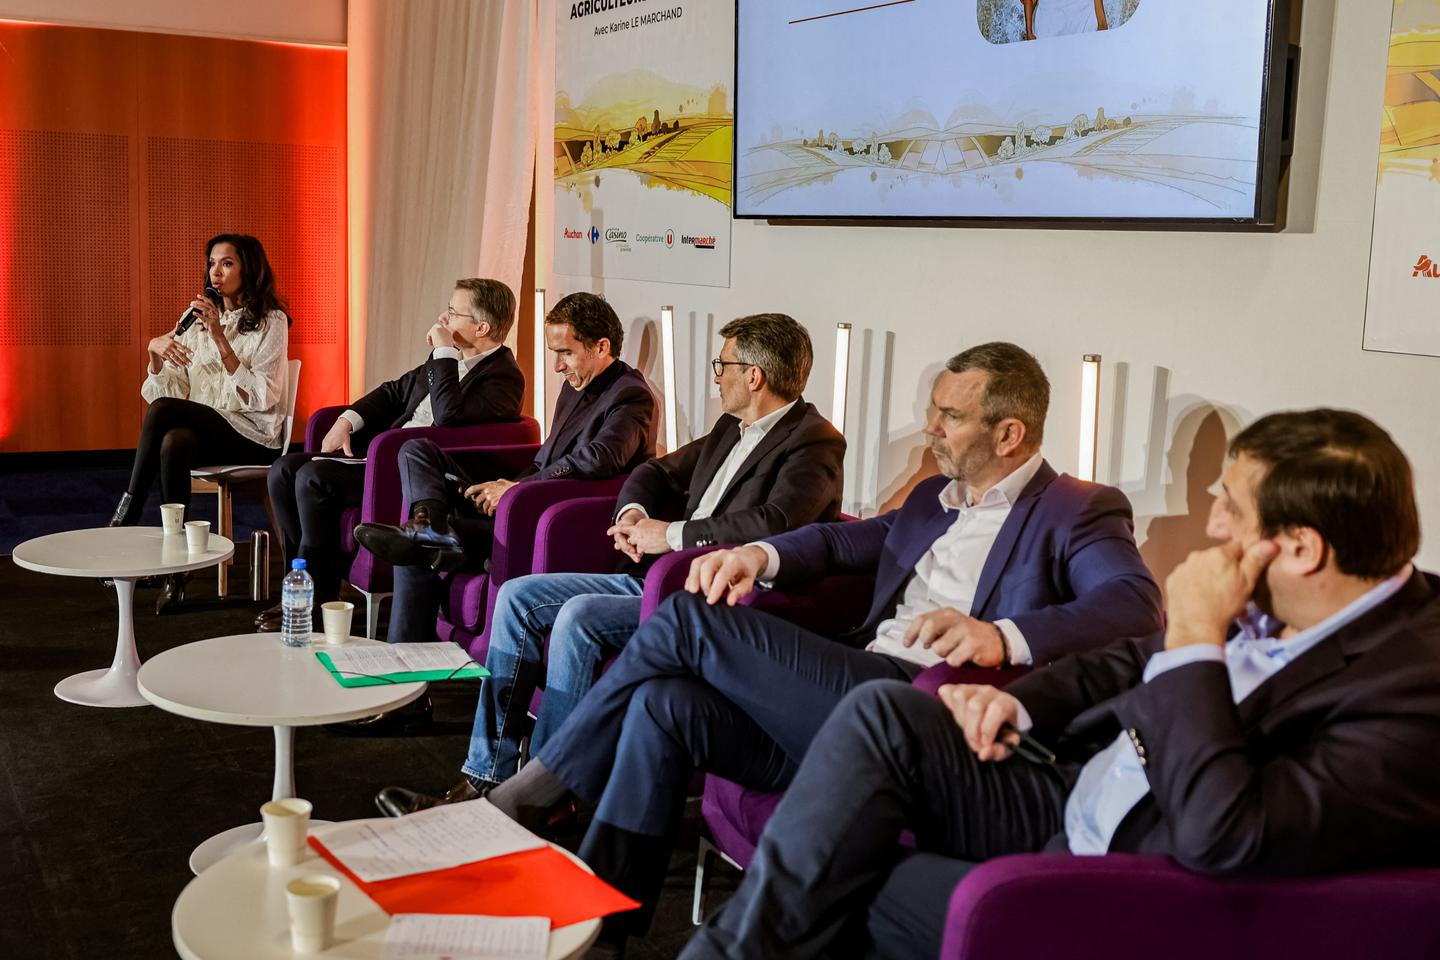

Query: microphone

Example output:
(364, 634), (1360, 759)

(176, 286), (224, 335)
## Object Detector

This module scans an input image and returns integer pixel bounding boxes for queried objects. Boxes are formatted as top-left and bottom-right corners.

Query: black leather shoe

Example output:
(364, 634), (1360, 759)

(254, 603), (283, 632)
(353, 518), (465, 569)
(155, 572), (188, 615)
(328, 694), (434, 736)
(375, 777), (488, 818)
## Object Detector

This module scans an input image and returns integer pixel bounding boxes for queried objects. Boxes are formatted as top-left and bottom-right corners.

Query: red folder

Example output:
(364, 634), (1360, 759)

(309, 836), (640, 928)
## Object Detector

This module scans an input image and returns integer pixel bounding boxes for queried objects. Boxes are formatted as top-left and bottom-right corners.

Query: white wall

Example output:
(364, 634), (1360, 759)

(538, 0), (1440, 572)
(0, 0), (346, 44)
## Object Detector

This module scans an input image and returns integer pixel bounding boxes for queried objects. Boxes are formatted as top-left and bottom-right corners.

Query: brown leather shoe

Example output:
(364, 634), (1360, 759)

(375, 777), (488, 818)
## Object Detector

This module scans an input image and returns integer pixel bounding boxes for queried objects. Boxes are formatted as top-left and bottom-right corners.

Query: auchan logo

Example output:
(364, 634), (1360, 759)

(1413, 254), (1439, 278)
(563, 227), (585, 240)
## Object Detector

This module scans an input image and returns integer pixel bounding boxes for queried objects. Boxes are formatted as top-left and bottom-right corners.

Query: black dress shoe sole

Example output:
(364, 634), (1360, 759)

(354, 524), (449, 568)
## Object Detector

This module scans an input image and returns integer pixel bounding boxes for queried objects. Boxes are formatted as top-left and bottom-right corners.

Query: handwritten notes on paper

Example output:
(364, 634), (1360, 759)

(322, 641), (474, 677)
(381, 914), (549, 960)
(319, 800), (545, 882)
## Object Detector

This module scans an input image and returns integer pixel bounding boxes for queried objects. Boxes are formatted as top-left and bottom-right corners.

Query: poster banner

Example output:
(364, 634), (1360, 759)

(1363, 1), (1440, 357)
(553, 0), (733, 287)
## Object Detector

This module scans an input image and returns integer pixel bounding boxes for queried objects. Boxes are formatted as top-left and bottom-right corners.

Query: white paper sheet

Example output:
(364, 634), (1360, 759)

(319, 799), (546, 882)
(381, 914), (549, 960)
(322, 641), (473, 678)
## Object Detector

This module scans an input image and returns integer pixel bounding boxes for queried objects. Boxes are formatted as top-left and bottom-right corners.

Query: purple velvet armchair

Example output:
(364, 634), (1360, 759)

(434, 477), (629, 659)
(304, 406), (540, 638)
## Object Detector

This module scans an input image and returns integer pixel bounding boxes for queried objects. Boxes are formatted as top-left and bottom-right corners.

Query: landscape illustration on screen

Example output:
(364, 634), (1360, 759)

(736, 1), (1275, 220)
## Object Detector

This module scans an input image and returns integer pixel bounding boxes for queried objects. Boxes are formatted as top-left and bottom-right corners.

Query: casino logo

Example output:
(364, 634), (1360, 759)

(605, 228), (628, 243)
(681, 233), (717, 250)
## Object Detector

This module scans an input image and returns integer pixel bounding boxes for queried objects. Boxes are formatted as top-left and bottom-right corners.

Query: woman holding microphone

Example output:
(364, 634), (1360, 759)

(111, 233), (291, 612)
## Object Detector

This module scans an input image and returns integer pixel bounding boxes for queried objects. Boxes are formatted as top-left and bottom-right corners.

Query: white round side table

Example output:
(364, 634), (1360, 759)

(172, 828), (602, 960)
(13, 527), (235, 707)
(138, 633), (426, 874)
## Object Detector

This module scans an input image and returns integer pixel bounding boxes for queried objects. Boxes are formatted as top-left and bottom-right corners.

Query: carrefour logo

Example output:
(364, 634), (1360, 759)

(589, 226), (600, 244)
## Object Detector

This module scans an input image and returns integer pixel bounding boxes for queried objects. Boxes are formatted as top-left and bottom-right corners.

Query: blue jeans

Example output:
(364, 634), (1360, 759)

(463, 571), (644, 784)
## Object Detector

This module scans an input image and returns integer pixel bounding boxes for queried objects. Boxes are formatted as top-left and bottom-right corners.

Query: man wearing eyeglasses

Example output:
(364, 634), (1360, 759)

(260, 279), (525, 630)
(374, 312), (846, 816)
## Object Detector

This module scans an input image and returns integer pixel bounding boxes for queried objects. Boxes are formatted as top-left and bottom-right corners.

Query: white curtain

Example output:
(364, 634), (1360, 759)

(347, 0), (539, 390)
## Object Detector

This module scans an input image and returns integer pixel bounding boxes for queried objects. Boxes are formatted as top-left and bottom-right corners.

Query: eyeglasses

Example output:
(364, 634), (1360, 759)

(711, 358), (758, 377)
(445, 307), (478, 321)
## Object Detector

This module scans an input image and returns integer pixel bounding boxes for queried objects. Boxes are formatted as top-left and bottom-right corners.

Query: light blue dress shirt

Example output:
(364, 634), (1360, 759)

(1061, 566), (1412, 855)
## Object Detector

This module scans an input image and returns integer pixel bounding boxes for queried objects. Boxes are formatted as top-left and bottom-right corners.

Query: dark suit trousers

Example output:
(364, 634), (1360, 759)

(533, 592), (919, 921)
(388, 438), (503, 643)
(680, 681), (1074, 960)
(266, 451), (365, 602)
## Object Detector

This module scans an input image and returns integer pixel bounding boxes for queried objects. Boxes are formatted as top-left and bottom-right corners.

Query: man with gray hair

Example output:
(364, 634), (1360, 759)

(376, 312), (847, 816)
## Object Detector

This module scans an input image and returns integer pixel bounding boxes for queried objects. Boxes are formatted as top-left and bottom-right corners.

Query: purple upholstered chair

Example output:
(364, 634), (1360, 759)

(304, 406), (540, 638)
(938, 854), (1440, 960)
(434, 476), (629, 659)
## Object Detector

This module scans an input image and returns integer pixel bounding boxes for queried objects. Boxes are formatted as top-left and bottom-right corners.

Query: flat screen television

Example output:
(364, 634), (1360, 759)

(734, 0), (1296, 226)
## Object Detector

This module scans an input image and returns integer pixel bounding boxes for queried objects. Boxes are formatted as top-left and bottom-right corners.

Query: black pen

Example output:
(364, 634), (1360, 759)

(1000, 722), (1056, 765)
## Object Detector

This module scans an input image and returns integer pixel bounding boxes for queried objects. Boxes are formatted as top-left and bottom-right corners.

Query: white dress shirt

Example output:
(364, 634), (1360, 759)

(339, 345), (496, 434)
(142, 308), (289, 448)
(619, 400), (798, 551)
(754, 452), (1044, 667)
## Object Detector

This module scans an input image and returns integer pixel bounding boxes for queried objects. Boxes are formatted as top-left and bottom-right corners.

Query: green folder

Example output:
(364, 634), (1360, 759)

(315, 651), (489, 688)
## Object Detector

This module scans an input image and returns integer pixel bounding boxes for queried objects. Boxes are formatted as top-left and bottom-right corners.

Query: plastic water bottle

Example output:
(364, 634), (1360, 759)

(280, 559), (314, 648)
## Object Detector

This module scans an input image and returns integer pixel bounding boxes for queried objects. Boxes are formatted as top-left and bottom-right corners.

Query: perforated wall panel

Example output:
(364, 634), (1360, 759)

(0, 129), (132, 346)
(145, 137), (341, 345)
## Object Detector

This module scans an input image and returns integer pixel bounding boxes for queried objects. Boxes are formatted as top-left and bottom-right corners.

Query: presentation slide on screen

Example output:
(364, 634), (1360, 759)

(735, 1), (1274, 220)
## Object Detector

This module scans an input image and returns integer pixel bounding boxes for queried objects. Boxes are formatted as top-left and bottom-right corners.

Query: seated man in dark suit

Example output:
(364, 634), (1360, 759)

(355, 291), (657, 643)
(483, 342), (1165, 945)
(374, 313), (847, 815)
(260, 278), (525, 629)
(682, 408), (1440, 960)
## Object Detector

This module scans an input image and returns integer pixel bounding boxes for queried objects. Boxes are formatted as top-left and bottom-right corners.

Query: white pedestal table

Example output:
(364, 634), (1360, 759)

(138, 633), (426, 874)
(12, 527), (234, 707)
(172, 828), (601, 960)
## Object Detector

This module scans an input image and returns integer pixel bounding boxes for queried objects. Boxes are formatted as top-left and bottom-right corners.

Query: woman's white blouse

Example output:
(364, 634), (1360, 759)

(141, 308), (290, 448)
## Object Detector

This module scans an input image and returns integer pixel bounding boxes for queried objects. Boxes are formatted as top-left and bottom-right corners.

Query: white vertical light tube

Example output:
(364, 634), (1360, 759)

(832, 323), (852, 435)
(1078, 354), (1102, 482)
(660, 305), (679, 452)
(533, 288), (547, 435)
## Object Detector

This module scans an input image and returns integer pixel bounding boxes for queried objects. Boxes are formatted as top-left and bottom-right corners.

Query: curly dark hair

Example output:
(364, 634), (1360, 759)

(206, 234), (289, 333)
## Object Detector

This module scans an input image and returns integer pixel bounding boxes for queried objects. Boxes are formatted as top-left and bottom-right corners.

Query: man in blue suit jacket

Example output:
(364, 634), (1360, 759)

(485, 342), (1163, 943)
(355, 291), (657, 643)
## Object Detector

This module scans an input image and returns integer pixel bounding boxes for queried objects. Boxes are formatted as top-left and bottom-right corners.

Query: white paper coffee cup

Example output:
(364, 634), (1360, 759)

(184, 520), (210, 553)
(260, 797), (312, 867)
(321, 601), (354, 645)
(284, 874), (340, 953)
(160, 503), (185, 535)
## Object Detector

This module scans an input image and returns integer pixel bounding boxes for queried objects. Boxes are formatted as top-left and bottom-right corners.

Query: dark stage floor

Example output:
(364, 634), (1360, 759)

(0, 549), (736, 959)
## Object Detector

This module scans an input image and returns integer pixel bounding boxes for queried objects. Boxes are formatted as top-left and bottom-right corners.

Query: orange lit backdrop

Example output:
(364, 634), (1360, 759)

(0, 22), (347, 452)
